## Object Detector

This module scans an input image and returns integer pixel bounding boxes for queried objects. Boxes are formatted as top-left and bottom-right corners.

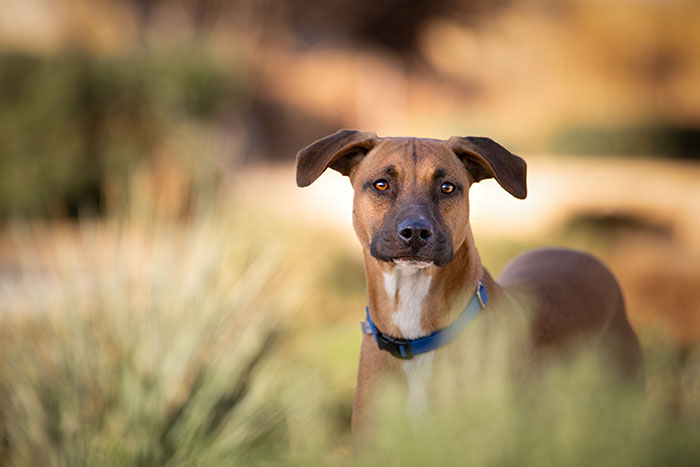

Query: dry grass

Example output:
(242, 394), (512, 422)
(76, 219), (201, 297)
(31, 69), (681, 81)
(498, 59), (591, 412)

(0, 188), (311, 465)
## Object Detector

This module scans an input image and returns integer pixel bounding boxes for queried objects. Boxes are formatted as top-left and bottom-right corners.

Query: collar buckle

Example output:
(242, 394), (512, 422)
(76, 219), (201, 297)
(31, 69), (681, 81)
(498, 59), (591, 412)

(375, 332), (414, 360)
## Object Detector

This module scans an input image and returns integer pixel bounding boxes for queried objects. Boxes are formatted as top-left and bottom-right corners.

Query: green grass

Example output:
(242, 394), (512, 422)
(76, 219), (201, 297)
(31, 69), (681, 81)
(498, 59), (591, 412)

(1, 189), (699, 466)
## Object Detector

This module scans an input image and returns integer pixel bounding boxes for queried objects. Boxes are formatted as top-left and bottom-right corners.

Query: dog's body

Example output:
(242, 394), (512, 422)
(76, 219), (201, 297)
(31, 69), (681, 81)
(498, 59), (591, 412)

(296, 130), (643, 434)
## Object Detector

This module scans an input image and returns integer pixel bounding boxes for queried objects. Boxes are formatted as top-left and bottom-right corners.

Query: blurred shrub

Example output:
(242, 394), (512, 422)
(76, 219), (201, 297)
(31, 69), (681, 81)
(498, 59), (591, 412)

(0, 198), (307, 465)
(0, 49), (244, 218)
(550, 124), (700, 159)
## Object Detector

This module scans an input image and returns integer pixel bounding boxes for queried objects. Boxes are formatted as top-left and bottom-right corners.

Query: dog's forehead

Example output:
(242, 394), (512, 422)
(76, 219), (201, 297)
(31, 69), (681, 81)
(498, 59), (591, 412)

(360, 137), (464, 177)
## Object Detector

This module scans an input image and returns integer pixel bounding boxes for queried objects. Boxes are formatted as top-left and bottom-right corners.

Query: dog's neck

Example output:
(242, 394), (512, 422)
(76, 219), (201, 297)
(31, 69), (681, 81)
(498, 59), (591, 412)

(363, 230), (495, 340)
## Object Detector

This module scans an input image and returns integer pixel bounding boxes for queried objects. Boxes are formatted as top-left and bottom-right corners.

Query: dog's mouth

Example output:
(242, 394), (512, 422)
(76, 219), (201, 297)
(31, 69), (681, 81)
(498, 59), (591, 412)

(392, 257), (434, 268)
(370, 241), (454, 267)
(369, 230), (454, 267)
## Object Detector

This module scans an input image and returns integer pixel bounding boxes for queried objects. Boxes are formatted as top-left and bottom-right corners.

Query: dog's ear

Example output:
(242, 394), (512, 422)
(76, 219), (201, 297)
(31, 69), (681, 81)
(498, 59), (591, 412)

(448, 136), (527, 199)
(296, 129), (378, 187)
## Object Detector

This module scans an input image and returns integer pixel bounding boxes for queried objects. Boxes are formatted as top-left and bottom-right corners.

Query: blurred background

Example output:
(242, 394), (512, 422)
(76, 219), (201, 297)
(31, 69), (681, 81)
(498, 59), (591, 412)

(1, 0), (699, 464)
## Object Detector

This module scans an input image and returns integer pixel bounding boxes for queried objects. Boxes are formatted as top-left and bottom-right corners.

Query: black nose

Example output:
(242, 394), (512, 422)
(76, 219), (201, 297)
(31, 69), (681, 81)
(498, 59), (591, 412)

(397, 218), (433, 249)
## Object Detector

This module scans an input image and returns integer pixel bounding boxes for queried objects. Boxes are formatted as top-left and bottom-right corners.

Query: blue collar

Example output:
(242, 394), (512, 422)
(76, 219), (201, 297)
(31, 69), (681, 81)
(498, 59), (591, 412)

(361, 281), (488, 360)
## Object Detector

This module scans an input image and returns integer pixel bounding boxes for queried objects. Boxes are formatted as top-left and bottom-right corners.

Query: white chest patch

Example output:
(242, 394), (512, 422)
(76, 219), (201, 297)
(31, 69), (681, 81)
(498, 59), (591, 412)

(382, 263), (434, 419)
(383, 264), (432, 339)
(402, 353), (434, 420)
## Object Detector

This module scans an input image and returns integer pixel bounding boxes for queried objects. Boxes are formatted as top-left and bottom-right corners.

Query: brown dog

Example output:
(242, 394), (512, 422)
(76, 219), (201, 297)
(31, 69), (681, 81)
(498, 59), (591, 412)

(296, 129), (644, 433)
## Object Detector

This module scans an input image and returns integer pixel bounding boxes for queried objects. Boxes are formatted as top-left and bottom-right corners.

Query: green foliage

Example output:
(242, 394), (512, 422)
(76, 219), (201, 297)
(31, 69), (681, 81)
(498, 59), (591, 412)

(550, 124), (700, 159)
(0, 49), (243, 218)
(353, 342), (700, 466)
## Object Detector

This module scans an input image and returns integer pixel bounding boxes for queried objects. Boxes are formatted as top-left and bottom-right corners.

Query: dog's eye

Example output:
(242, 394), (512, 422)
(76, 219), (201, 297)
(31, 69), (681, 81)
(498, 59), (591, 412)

(373, 179), (389, 191)
(441, 182), (455, 194)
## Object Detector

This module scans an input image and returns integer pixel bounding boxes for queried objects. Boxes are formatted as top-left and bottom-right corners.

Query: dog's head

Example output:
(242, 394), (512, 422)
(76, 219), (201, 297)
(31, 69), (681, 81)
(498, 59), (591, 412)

(296, 130), (526, 267)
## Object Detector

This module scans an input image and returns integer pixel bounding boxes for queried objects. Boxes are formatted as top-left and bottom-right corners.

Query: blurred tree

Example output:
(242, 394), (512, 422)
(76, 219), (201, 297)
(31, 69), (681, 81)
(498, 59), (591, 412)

(280, 0), (510, 58)
(0, 49), (242, 218)
(112, 0), (239, 40)
(106, 0), (509, 59)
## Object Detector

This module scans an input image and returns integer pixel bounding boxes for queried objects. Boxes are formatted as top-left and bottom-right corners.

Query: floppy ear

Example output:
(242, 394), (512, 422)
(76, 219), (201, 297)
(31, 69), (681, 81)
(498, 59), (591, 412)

(448, 136), (527, 199)
(296, 129), (378, 187)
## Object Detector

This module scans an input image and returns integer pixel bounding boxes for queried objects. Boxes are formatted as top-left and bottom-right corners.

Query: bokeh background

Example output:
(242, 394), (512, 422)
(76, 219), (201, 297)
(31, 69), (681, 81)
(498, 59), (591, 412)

(1, 0), (699, 465)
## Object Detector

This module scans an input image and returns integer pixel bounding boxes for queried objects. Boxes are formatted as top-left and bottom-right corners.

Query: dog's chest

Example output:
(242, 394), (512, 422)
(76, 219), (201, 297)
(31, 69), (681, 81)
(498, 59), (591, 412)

(382, 265), (434, 418)
(383, 266), (432, 338)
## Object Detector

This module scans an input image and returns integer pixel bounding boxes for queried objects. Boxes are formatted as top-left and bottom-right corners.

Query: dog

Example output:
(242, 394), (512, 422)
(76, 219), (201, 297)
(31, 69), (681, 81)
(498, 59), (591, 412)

(295, 129), (644, 435)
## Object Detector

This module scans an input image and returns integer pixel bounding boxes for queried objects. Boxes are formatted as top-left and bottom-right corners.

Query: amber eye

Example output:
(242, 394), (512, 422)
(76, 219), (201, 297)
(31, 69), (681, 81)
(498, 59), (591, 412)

(441, 182), (455, 194)
(373, 179), (389, 191)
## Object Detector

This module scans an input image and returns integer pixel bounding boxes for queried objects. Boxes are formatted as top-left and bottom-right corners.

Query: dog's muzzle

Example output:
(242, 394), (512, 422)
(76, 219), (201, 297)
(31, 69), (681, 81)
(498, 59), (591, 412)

(370, 215), (453, 267)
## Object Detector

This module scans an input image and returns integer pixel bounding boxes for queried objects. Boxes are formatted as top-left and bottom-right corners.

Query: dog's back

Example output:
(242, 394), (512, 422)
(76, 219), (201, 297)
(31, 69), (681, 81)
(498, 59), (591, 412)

(500, 248), (644, 382)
